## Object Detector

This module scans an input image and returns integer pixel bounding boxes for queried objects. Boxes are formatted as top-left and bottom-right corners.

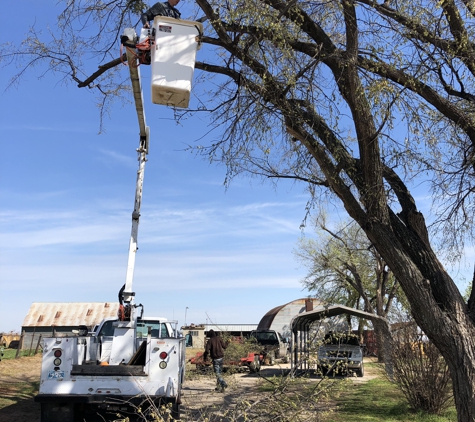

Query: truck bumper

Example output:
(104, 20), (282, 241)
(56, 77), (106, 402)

(35, 393), (179, 405)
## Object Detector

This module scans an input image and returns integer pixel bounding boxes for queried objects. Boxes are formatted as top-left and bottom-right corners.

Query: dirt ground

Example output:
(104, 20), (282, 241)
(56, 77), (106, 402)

(0, 354), (42, 422)
(0, 354), (378, 422)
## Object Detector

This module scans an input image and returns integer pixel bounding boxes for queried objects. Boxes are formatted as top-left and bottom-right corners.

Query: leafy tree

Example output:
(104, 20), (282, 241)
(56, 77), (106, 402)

(3, 0), (475, 420)
(295, 220), (400, 364)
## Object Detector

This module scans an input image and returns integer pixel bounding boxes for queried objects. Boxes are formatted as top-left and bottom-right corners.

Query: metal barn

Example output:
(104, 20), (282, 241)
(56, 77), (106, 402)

(20, 302), (120, 350)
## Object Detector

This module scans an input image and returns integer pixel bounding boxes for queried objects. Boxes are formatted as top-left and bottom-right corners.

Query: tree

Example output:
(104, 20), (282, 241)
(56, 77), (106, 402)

(3, 0), (475, 420)
(295, 220), (400, 364)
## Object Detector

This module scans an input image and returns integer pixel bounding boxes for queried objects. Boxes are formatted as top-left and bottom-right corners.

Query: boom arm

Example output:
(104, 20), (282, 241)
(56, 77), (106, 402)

(122, 46), (150, 310)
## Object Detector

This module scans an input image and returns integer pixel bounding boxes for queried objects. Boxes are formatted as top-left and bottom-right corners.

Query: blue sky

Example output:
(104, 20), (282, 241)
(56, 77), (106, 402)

(1, 2), (471, 334)
(0, 1), (313, 333)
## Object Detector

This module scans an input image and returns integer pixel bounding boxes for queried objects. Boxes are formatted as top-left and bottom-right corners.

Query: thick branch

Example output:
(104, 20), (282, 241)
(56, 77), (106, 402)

(76, 54), (127, 88)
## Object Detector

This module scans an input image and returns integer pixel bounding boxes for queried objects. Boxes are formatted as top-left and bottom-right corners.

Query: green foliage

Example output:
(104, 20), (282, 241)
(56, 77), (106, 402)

(295, 220), (404, 323)
(220, 333), (261, 364)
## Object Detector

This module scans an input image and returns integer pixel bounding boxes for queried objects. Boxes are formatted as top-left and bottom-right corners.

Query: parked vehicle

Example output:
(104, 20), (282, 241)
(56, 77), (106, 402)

(317, 332), (364, 377)
(249, 330), (289, 364)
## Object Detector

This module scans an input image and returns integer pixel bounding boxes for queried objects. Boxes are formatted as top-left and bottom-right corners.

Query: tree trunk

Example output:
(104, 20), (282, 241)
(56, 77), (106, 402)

(372, 318), (394, 378)
(365, 221), (475, 421)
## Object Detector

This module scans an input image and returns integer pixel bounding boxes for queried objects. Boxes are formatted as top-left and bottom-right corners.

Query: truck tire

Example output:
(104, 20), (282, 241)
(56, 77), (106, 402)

(268, 351), (276, 366)
(41, 402), (74, 422)
(357, 363), (364, 377)
(249, 357), (261, 373)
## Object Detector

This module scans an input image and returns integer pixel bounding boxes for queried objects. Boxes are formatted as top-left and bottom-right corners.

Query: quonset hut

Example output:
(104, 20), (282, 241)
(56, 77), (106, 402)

(257, 298), (325, 339)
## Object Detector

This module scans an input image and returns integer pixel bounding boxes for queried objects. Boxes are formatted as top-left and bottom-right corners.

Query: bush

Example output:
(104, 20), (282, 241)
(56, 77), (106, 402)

(390, 325), (452, 414)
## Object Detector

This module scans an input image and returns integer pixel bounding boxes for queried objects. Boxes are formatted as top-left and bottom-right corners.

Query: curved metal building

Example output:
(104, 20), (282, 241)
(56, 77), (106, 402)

(257, 298), (325, 338)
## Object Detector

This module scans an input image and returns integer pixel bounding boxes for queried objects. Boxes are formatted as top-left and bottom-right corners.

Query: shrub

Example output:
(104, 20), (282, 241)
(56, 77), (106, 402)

(390, 325), (452, 414)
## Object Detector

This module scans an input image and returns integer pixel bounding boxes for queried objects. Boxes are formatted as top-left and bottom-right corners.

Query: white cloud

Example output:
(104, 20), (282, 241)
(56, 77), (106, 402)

(96, 148), (137, 168)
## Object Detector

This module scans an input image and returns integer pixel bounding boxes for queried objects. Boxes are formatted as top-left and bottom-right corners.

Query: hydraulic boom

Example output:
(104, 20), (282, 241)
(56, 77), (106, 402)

(120, 47), (150, 321)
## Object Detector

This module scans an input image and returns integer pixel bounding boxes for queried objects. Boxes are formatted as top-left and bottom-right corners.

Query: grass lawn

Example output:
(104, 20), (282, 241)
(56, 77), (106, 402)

(327, 375), (457, 422)
(1, 348), (39, 360)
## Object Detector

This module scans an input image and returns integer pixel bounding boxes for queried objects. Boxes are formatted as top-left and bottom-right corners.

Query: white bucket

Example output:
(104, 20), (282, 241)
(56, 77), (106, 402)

(151, 17), (203, 108)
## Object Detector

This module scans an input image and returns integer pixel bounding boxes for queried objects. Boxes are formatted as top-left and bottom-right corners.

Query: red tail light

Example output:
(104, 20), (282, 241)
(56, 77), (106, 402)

(54, 349), (62, 357)
(159, 351), (168, 360)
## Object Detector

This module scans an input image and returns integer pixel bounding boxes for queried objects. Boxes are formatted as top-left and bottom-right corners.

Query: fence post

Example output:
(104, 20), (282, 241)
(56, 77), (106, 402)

(28, 327), (36, 356)
(15, 333), (24, 359)
(34, 334), (43, 355)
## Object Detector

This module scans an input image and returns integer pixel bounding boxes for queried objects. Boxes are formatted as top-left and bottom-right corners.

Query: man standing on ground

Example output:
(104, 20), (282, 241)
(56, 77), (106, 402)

(141, 0), (181, 28)
(203, 329), (228, 392)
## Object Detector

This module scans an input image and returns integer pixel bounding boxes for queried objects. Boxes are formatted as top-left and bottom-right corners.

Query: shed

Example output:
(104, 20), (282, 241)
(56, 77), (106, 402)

(257, 298), (325, 338)
(20, 302), (119, 350)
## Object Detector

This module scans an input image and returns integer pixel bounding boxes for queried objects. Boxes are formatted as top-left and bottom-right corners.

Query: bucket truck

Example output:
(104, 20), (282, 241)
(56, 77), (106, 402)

(34, 26), (189, 422)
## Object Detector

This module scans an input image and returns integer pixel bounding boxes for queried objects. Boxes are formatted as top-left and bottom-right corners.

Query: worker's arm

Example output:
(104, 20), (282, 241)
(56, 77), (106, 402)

(141, 3), (168, 26)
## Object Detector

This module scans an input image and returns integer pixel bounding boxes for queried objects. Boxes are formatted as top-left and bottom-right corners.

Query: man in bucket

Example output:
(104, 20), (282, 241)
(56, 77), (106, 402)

(141, 0), (181, 28)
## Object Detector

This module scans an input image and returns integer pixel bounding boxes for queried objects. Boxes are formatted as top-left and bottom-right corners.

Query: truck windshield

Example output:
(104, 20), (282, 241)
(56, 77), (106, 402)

(252, 332), (278, 342)
(97, 320), (170, 338)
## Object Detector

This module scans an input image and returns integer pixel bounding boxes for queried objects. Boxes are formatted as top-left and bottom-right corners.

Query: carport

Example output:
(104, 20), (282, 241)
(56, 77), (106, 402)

(290, 304), (388, 373)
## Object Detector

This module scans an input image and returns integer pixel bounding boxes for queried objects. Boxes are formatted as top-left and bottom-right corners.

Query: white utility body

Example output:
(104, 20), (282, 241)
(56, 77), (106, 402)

(35, 25), (191, 422)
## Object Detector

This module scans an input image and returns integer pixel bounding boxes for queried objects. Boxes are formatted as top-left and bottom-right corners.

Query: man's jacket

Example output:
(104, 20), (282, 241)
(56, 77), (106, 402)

(141, 1), (181, 25)
(203, 332), (227, 360)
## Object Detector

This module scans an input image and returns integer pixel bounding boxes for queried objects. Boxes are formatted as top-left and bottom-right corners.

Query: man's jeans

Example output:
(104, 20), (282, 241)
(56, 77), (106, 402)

(212, 358), (227, 390)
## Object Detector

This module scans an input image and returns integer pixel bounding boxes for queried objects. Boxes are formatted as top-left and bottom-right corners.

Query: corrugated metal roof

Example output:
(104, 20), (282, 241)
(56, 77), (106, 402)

(290, 305), (387, 332)
(257, 298), (325, 331)
(22, 302), (120, 328)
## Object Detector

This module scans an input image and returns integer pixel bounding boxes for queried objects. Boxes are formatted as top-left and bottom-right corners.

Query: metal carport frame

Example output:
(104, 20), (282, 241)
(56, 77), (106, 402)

(289, 304), (388, 374)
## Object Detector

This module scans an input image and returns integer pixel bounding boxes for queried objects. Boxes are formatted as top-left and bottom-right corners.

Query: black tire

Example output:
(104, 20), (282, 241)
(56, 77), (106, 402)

(41, 403), (74, 422)
(268, 351), (276, 366)
(249, 357), (261, 373)
(357, 363), (364, 377)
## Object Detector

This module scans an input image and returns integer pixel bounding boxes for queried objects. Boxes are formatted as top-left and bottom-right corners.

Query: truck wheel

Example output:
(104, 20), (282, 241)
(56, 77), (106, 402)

(41, 403), (74, 422)
(249, 357), (261, 373)
(357, 363), (364, 377)
(268, 351), (276, 366)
